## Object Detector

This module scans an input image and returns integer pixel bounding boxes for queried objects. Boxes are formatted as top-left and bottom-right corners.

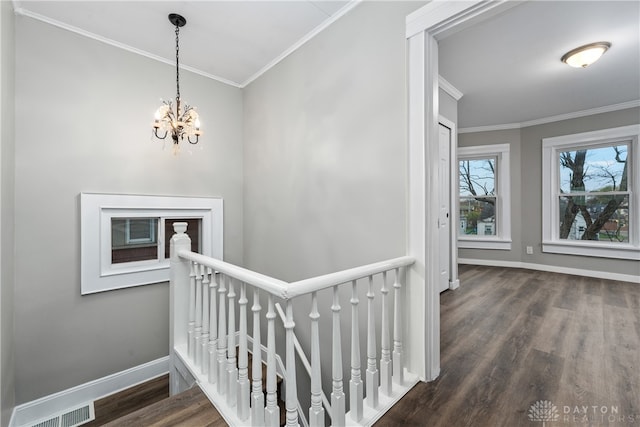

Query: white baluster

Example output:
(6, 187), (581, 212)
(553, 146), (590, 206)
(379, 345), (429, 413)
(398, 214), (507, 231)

(366, 275), (379, 408)
(188, 261), (196, 359)
(237, 282), (250, 421)
(309, 292), (324, 427)
(349, 280), (363, 422)
(217, 275), (228, 395)
(194, 263), (203, 368)
(393, 267), (405, 385)
(331, 286), (345, 427)
(285, 300), (298, 427)
(208, 269), (218, 384)
(380, 271), (392, 396)
(227, 279), (238, 408)
(201, 265), (210, 375)
(251, 288), (265, 426)
(264, 295), (279, 427)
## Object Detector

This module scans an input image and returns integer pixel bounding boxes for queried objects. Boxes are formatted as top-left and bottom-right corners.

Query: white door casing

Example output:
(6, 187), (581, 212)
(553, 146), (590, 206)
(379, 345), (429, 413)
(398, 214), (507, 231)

(406, 0), (514, 382)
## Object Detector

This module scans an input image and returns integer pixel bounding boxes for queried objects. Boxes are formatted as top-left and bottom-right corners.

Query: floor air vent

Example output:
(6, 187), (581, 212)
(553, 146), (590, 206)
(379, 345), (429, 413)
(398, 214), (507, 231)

(29, 402), (95, 427)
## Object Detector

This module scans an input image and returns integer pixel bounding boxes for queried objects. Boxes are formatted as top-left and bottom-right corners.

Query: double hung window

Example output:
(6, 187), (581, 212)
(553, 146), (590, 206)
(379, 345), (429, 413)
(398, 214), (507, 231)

(458, 143), (511, 250)
(542, 124), (639, 259)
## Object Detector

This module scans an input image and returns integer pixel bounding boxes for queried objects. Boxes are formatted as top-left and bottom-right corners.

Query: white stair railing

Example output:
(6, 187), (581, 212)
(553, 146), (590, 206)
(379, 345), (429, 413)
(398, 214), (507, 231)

(275, 302), (331, 426)
(169, 222), (417, 426)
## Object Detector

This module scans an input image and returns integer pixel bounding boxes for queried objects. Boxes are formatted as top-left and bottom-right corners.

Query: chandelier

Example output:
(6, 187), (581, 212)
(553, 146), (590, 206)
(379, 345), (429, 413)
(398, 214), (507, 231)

(153, 13), (202, 153)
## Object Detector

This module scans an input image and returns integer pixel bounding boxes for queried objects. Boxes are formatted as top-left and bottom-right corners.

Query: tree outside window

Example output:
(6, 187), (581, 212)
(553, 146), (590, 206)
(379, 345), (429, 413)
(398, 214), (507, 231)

(459, 157), (497, 236)
(458, 143), (511, 250)
(558, 144), (629, 243)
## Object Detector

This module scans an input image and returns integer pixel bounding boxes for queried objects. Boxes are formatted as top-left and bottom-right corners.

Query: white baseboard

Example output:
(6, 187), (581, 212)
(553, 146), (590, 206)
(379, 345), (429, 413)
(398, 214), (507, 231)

(10, 356), (169, 427)
(458, 258), (640, 284)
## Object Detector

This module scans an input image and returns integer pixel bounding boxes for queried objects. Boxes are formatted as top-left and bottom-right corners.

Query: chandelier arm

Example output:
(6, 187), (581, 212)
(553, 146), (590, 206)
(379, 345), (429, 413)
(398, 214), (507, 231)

(187, 134), (200, 145)
(154, 128), (169, 140)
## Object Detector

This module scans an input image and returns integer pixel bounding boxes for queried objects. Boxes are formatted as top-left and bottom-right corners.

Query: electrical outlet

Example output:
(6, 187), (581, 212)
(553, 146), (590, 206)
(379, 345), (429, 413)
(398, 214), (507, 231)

(526, 246), (533, 255)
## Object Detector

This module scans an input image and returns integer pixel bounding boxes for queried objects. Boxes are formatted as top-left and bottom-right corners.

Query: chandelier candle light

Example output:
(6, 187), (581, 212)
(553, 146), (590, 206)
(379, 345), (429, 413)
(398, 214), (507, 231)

(153, 13), (202, 154)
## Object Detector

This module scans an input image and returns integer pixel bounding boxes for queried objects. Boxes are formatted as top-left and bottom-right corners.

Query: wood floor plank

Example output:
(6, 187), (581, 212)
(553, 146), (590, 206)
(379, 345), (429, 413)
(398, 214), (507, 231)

(602, 279), (630, 308)
(85, 374), (169, 426)
(552, 275), (582, 311)
(603, 304), (640, 419)
(376, 266), (640, 427)
(531, 307), (576, 358)
(103, 386), (225, 427)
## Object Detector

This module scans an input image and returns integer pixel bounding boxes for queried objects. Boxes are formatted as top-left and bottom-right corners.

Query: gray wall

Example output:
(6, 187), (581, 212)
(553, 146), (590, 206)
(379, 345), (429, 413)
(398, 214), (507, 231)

(13, 16), (243, 403)
(440, 88), (458, 125)
(243, 1), (425, 414)
(459, 107), (640, 277)
(1, 1), (16, 425)
(243, 1), (422, 280)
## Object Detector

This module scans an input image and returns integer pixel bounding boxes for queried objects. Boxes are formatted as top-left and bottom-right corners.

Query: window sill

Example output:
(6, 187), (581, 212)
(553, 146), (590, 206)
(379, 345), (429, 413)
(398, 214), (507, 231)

(458, 238), (512, 250)
(542, 241), (640, 260)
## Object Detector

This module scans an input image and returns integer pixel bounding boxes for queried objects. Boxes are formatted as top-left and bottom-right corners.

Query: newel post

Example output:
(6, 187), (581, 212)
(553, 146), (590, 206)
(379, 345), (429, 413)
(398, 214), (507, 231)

(169, 222), (192, 395)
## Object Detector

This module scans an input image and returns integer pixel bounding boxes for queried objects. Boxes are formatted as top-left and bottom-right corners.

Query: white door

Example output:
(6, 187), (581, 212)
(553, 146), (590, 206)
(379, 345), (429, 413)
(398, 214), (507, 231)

(438, 123), (451, 292)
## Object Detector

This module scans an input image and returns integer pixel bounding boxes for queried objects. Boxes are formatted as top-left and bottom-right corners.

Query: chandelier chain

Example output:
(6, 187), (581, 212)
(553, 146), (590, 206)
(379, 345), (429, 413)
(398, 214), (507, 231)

(175, 25), (180, 103)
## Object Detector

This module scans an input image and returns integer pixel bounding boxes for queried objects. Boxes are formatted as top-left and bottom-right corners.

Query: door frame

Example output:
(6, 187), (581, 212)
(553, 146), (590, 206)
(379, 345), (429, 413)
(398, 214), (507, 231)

(405, 0), (516, 381)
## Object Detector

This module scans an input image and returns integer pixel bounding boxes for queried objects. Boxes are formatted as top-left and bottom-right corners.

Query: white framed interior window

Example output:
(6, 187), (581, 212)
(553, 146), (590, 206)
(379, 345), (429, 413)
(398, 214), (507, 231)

(81, 193), (223, 294)
(542, 124), (639, 260)
(458, 143), (511, 250)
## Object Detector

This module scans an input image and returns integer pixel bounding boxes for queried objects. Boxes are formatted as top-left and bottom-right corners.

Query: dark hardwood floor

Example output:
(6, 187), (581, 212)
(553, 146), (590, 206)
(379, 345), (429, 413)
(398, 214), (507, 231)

(85, 374), (170, 426)
(85, 374), (224, 427)
(376, 265), (640, 427)
(83, 266), (638, 426)
(102, 385), (225, 427)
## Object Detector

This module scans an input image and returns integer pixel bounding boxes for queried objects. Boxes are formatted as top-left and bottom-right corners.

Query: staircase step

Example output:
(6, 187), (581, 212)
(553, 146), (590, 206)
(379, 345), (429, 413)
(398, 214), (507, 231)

(102, 386), (226, 427)
(243, 350), (286, 426)
(245, 350), (283, 392)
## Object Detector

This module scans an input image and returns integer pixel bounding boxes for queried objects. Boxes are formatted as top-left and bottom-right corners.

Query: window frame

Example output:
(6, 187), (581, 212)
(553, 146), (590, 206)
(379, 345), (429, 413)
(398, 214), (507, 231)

(457, 143), (511, 250)
(542, 124), (639, 260)
(81, 193), (223, 294)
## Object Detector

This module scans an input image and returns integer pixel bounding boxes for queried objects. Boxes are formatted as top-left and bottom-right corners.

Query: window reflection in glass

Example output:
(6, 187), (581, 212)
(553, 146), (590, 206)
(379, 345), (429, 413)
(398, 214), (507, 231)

(112, 218), (159, 264)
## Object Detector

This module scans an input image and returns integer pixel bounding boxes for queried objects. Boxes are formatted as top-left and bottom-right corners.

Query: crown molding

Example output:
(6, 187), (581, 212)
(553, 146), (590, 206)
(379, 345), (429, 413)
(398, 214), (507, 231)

(458, 122), (522, 134)
(240, 0), (362, 87)
(438, 76), (463, 100)
(13, 1), (362, 90)
(14, 6), (244, 88)
(459, 100), (640, 134)
(14, 7), (242, 87)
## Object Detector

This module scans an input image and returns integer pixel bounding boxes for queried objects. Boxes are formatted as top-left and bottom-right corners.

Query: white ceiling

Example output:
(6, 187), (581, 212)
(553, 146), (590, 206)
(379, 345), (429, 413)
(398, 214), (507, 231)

(13, 0), (356, 87)
(439, 1), (640, 129)
(12, 1), (640, 128)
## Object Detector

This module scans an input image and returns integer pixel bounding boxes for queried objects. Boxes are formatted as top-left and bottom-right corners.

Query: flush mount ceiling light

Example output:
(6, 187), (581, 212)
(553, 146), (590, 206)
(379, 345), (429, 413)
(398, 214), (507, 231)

(561, 41), (611, 68)
(152, 13), (202, 154)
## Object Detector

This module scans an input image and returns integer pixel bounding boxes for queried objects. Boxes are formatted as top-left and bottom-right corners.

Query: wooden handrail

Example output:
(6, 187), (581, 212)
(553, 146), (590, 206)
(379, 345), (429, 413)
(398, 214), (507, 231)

(177, 249), (414, 300)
